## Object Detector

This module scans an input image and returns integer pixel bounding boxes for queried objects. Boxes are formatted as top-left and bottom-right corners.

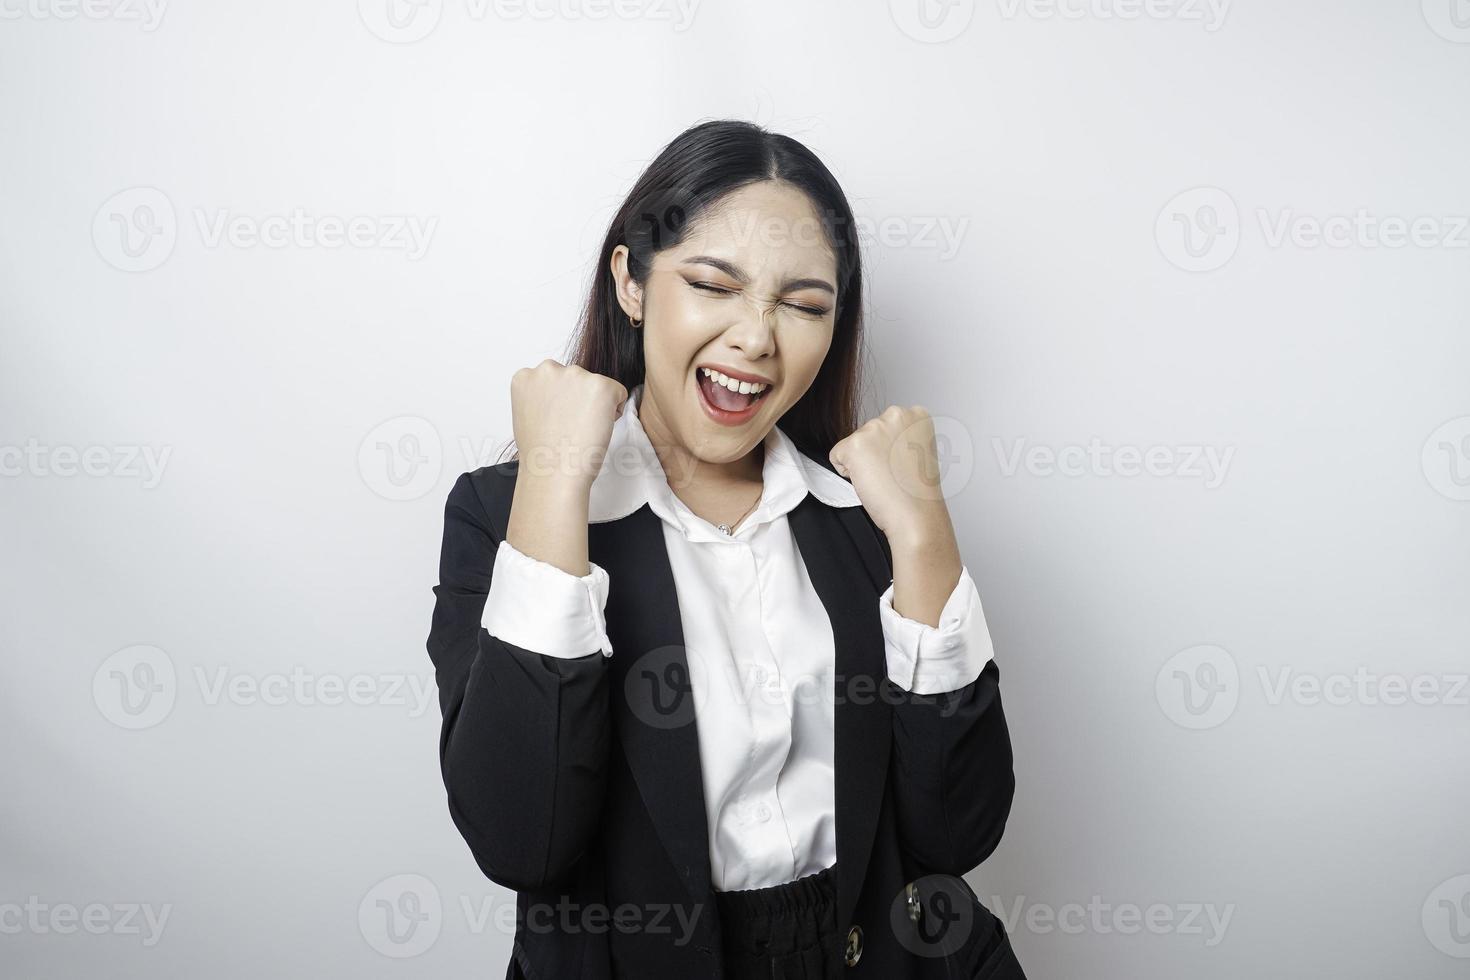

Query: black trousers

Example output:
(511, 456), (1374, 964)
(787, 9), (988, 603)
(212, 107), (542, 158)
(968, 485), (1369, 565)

(714, 865), (843, 980)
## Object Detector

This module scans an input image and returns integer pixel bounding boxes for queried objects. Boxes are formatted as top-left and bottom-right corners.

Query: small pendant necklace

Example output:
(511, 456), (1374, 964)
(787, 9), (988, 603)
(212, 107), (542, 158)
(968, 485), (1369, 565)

(716, 489), (763, 536)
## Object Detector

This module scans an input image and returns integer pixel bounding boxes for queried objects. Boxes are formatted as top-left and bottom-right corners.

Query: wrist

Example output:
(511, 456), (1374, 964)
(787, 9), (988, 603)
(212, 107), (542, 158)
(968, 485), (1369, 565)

(886, 509), (957, 558)
(516, 467), (594, 502)
(516, 440), (605, 485)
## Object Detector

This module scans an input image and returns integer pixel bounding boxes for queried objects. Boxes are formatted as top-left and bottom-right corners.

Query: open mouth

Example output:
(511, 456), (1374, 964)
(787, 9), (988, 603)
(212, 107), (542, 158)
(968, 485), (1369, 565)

(696, 366), (773, 422)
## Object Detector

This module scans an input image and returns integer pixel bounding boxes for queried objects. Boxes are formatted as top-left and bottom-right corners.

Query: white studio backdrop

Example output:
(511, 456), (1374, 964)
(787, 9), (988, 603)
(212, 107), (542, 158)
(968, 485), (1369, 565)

(3, 1), (1468, 977)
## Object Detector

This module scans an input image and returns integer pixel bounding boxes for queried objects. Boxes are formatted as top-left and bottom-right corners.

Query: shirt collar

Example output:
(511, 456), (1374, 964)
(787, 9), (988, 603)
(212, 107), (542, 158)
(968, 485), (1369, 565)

(588, 382), (860, 539)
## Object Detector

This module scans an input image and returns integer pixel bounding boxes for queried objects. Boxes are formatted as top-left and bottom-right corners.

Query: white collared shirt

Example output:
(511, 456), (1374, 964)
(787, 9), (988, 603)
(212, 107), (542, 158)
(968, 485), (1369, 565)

(481, 383), (995, 891)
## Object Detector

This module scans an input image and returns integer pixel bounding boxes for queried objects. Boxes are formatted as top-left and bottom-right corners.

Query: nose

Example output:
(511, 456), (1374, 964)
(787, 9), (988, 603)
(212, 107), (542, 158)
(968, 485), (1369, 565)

(722, 294), (778, 361)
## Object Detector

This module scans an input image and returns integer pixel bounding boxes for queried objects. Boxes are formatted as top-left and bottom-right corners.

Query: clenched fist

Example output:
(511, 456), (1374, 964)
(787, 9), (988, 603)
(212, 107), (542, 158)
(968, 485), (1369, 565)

(828, 404), (956, 551)
(510, 360), (629, 488)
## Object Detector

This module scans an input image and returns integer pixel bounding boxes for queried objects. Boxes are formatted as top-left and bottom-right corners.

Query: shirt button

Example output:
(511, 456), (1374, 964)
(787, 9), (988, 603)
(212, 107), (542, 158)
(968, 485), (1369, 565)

(756, 803), (772, 822)
(844, 925), (863, 967)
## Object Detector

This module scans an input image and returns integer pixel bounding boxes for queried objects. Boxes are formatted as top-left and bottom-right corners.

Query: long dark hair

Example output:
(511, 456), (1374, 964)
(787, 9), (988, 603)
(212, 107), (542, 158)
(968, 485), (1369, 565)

(502, 119), (867, 465)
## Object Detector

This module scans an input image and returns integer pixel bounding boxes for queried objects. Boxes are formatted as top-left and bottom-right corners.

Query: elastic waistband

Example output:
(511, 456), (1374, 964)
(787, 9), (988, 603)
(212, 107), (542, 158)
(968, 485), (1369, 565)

(714, 865), (836, 923)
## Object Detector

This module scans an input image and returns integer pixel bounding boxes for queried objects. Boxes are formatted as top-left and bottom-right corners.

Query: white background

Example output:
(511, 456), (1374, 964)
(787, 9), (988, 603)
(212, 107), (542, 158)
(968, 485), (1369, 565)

(3, 1), (1469, 977)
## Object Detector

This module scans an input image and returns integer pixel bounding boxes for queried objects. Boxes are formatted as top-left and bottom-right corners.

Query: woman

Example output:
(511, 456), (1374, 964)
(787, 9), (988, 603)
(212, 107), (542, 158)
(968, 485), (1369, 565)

(428, 119), (1024, 979)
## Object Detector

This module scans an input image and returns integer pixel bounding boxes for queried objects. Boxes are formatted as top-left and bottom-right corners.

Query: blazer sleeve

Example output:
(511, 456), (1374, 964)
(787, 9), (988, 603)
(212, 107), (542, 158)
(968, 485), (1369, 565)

(427, 468), (611, 892)
(860, 509), (1017, 878)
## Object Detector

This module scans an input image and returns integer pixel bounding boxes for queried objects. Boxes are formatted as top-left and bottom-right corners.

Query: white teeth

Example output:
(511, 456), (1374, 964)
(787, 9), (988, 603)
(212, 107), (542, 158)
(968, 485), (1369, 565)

(701, 367), (768, 396)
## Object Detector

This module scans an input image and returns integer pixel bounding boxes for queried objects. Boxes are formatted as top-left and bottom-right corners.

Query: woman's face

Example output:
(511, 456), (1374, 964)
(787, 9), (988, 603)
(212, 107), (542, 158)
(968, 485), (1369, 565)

(612, 180), (839, 467)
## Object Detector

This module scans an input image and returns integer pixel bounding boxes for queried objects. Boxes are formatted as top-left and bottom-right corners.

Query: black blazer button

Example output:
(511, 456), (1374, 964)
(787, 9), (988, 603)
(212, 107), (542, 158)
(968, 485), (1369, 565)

(844, 924), (863, 967)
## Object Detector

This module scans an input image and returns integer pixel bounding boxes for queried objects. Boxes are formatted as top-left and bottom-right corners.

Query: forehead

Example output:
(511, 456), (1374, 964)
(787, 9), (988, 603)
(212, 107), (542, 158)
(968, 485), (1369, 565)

(669, 181), (838, 277)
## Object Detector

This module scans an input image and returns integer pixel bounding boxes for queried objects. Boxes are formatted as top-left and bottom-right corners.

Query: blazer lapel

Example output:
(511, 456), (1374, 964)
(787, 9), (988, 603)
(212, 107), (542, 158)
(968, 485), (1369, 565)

(789, 496), (894, 935)
(590, 505), (714, 910)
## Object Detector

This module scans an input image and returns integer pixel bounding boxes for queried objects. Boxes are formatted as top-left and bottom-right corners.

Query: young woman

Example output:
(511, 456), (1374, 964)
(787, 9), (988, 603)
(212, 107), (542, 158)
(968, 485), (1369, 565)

(428, 120), (1024, 979)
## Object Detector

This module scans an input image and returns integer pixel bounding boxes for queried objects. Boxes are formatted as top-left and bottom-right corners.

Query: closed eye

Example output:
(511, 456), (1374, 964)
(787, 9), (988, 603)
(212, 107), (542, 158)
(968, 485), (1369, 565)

(690, 281), (830, 318)
(786, 302), (830, 317)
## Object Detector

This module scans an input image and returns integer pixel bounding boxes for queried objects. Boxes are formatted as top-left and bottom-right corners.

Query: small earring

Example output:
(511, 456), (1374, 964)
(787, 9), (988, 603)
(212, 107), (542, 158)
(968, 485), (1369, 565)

(629, 314), (642, 328)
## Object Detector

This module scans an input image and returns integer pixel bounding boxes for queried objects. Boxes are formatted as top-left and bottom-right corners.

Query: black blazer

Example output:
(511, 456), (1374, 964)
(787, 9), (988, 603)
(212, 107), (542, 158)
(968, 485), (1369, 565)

(427, 458), (1026, 979)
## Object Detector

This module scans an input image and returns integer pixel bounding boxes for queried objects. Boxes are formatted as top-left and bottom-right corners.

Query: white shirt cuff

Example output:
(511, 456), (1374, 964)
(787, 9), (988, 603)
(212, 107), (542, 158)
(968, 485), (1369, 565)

(481, 539), (614, 658)
(878, 565), (994, 694)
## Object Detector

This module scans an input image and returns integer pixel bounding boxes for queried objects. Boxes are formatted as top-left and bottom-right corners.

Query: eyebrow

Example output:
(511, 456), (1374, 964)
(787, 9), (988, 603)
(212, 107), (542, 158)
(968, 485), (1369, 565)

(681, 255), (836, 295)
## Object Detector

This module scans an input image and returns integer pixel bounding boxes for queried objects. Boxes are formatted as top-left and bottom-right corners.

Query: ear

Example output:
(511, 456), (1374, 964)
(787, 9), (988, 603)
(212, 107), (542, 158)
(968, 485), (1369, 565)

(609, 245), (644, 326)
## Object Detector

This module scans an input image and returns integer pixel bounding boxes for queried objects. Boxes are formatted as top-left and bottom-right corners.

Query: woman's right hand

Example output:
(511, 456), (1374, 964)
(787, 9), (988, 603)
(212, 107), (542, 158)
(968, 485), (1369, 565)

(510, 359), (629, 490)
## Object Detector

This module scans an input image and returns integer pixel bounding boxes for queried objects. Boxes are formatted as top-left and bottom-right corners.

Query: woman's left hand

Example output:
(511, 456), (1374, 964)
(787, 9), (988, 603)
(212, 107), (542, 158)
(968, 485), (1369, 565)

(828, 405), (958, 552)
